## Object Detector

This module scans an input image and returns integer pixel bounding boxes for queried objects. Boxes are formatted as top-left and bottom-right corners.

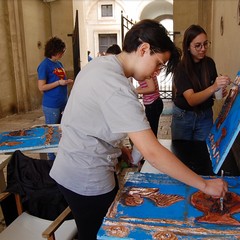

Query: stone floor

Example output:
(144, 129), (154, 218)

(0, 100), (172, 136)
(0, 100), (172, 233)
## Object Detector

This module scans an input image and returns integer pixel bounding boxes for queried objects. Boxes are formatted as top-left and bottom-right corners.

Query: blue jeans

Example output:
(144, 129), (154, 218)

(43, 105), (65, 125)
(43, 105), (65, 160)
(171, 104), (213, 141)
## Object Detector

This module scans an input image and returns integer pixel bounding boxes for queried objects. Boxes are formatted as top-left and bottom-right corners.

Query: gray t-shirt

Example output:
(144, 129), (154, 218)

(50, 55), (150, 196)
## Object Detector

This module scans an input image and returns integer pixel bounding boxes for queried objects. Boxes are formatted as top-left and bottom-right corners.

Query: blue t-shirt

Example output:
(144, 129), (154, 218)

(37, 58), (68, 108)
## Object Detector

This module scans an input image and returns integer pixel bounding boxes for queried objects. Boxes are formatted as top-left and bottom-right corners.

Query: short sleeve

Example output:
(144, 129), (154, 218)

(101, 88), (150, 133)
(174, 66), (192, 94)
(37, 61), (47, 80)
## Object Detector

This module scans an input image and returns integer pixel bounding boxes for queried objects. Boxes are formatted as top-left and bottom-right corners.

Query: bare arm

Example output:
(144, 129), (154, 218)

(38, 79), (74, 92)
(128, 129), (227, 198)
(136, 78), (156, 95)
(183, 75), (230, 106)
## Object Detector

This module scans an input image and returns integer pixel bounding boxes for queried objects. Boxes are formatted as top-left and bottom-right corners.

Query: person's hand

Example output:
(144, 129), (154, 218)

(66, 79), (74, 84)
(201, 178), (228, 199)
(213, 75), (230, 92)
(59, 79), (74, 85)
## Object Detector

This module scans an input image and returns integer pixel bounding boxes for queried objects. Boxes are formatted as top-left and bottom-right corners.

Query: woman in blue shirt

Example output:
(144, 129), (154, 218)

(37, 37), (73, 160)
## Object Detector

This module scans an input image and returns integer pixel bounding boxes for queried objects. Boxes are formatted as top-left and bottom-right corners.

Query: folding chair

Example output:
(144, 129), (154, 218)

(0, 150), (77, 240)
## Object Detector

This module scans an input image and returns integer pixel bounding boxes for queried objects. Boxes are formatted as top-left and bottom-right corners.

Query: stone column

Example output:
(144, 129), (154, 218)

(7, 0), (30, 112)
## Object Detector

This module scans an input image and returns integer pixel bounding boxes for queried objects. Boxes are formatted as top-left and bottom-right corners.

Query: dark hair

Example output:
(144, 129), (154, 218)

(181, 25), (209, 91)
(44, 37), (66, 58)
(106, 44), (121, 55)
(122, 19), (181, 75)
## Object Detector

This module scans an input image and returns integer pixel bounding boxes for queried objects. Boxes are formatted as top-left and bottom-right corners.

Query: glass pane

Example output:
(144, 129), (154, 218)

(101, 4), (113, 17)
(99, 34), (117, 54)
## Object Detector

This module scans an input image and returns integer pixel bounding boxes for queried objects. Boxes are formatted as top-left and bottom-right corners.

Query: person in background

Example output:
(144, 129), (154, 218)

(171, 25), (230, 141)
(50, 20), (227, 240)
(105, 44), (122, 55)
(97, 52), (105, 57)
(88, 50), (93, 61)
(37, 36), (73, 160)
(133, 75), (163, 169)
(136, 75), (163, 137)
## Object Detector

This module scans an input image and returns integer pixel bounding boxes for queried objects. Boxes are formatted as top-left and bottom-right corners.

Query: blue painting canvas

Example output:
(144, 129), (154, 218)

(0, 125), (61, 153)
(98, 172), (240, 239)
(206, 84), (240, 174)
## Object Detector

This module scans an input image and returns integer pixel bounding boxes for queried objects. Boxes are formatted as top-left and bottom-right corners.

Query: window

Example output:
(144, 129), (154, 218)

(98, 34), (117, 54)
(101, 4), (113, 17)
(98, 2), (115, 20)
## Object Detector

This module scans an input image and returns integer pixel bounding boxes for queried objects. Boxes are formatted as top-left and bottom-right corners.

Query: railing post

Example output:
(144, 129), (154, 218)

(121, 11), (124, 47)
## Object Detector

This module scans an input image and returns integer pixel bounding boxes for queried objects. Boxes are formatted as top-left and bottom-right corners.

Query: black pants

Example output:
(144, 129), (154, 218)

(145, 97), (163, 137)
(58, 182), (118, 240)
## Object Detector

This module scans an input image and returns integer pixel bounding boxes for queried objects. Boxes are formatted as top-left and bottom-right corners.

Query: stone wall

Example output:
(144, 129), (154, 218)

(174, 0), (240, 119)
(0, 0), (74, 118)
(1, 0), (240, 118)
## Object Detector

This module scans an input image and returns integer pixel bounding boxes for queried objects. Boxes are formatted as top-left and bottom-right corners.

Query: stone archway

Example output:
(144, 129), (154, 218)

(139, 0), (173, 22)
(139, 1), (173, 38)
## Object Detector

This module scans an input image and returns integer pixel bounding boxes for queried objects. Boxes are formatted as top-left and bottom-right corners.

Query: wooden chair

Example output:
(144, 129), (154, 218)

(0, 192), (77, 240)
(0, 151), (77, 240)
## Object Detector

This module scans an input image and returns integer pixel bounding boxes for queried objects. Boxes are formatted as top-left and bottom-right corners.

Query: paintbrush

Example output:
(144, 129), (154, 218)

(220, 170), (224, 211)
(230, 80), (239, 86)
(230, 74), (240, 86)
(220, 74), (239, 87)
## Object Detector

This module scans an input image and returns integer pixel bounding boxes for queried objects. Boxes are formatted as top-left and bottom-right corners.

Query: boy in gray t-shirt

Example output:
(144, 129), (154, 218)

(50, 20), (227, 240)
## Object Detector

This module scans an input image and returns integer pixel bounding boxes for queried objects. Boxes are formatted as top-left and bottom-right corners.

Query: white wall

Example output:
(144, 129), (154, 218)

(74, 0), (172, 65)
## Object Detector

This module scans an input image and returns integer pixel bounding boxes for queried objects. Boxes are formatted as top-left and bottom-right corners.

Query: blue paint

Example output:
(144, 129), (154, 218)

(0, 125), (61, 153)
(206, 89), (240, 174)
(98, 172), (240, 239)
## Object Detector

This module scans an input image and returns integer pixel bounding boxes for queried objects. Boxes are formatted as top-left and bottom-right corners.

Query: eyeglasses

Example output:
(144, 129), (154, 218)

(192, 41), (211, 51)
(151, 48), (167, 71)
